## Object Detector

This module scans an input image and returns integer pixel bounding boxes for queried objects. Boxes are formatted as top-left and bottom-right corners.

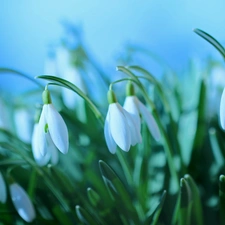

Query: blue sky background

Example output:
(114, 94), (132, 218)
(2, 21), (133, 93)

(1, 0), (225, 92)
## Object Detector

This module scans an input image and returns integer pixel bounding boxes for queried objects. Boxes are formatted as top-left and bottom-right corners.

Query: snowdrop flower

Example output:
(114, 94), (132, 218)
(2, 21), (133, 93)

(123, 82), (161, 141)
(104, 89), (142, 154)
(0, 172), (7, 203)
(37, 88), (69, 155)
(32, 120), (59, 166)
(9, 182), (36, 222)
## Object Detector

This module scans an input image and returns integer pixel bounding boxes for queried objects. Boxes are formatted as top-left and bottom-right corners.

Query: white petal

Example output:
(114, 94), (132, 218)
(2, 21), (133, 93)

(55, 46), (71, 75)
(14, 109), (32, 143)
(123, 108), (142, 146)
(0, 172), (7, 203)
(37, 106), (48, 156)
(31, 124), (50, 166)
(10, 183), (36, 222)
(108, 103), (131, 152)
(138, 101), (161, 141)
(104, 111), (117, 154)
(46, 134), (59, 165)
(123, 96), (141, 128)
(220, 88), (225, 129)
(47, 104), (69, 154)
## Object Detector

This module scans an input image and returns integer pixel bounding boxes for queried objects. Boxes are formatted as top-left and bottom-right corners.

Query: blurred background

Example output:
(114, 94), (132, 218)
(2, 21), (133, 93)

(1, 0), (225, 92)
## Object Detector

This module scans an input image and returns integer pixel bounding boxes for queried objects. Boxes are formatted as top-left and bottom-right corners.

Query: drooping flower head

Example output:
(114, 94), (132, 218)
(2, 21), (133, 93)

(32, 108), (59, 166)
(123, 81), (161, 141)
(104, 89), (142, 154)
(37, 87), (69, 155)
(9, 182), (36, 222)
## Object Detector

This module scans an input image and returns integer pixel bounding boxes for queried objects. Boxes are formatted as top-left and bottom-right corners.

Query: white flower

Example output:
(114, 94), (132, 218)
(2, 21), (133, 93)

(104, 102), (142, 154)
(32, 123), (59, 166)
(123, 96), (161, 141)
(0, 98), (11, 130)
(61, 67), (87, 123)
(220, 88), (225, 129)
(9, 183), (36, 222)
(14, 108), (32, 143)
(38, 103), (69, 155)
(0, 172), (7, 203)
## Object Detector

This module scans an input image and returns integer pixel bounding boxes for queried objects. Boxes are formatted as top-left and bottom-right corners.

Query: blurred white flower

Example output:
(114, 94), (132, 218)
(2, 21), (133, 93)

(55, 46), (71, 75)
(104, 101), (142, 154)
(32, 123), (59, 166)
(124, 95), (161, 141)
(44, 55), (57, 75)
(37, 89), (69, 155)
(14, 108), (33, 143)
(208, 66), (225, 117)
(0, 98), (11, 130)
(50, 46), (87, 122)
(220, 88), (225, 129)
(10, 183), (36, 223)
(0, 172), (7, 203)
(61, 67), (86, 112)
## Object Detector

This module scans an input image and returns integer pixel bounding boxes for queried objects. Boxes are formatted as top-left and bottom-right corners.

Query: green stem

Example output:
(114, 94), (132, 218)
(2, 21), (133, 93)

(0, 67), (43, 88)
(116, 150), (133, 187)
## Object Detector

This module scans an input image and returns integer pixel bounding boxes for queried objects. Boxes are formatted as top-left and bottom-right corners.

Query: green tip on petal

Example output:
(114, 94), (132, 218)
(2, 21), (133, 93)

(126, 81), (135, 96)
(42, 89), (52, 104)
(107, 90), (117, 104)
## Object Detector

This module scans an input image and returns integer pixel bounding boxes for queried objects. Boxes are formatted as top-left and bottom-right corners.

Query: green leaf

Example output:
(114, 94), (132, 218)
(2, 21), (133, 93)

(179, 178), (192, 225)
(209, 128), (224, 168)
(52, 205), (75, 225)
(147, 190), (167, 225)
(76, 205), (100, 225)
(194, 28), (225, 60)
(184, 174), (203, 225)
(98, 160), (139, 224)
(87, 188), (101, 207)
(189, 78), (207, 173)
(0, 67), (43, 88)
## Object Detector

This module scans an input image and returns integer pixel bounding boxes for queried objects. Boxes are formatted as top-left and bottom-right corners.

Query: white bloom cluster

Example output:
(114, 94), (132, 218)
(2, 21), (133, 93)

(104, 85), (160, 154)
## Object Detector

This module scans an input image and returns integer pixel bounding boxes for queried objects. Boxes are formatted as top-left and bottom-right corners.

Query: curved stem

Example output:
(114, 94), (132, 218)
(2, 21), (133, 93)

(0, 68), (43, 88)
(109, 78), (136, 90)
(36, 76), (105, 125)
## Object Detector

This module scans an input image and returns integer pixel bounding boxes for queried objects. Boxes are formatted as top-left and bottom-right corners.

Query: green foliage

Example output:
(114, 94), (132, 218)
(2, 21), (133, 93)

(0, 26), (225, 225)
